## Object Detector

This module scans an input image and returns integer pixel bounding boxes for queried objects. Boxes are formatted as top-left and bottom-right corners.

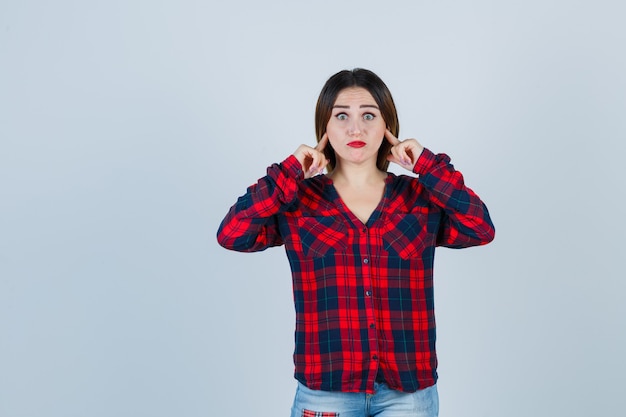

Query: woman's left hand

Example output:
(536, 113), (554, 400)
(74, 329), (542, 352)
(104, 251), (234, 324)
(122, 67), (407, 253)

(384, 130), (425, 170)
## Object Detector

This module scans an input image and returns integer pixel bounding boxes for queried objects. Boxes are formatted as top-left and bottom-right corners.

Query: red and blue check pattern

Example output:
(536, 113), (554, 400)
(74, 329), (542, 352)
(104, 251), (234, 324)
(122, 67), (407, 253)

(217, 148), (495, 394)
(301, 410), (338, 417)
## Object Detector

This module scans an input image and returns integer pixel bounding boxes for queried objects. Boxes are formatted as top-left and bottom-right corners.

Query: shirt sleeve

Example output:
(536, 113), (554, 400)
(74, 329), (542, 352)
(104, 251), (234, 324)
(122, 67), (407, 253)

(413, 148), (496, 248)
(216, 155), (303, 252)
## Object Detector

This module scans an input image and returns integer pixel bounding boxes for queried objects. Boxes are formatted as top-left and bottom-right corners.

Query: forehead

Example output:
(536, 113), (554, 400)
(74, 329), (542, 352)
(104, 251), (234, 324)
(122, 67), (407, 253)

(334, 87), (377, 105)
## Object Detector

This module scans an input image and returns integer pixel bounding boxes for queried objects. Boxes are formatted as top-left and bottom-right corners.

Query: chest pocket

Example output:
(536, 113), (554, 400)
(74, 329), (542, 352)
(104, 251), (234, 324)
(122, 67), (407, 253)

(382, 213), (427, 259)
(297, 216), (348, 258)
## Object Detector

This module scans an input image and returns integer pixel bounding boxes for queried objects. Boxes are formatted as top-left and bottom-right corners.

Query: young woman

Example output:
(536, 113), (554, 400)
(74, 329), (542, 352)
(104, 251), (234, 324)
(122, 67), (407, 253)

(217, 68), (495, 417)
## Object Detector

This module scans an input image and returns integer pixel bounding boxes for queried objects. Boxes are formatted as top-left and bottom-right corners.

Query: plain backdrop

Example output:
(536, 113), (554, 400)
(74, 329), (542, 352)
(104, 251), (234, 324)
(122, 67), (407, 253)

(1, 1), (625, 416)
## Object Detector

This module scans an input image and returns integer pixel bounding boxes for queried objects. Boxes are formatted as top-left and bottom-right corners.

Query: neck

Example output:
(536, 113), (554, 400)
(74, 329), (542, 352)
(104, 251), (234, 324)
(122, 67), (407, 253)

(328, 160), (387, 187)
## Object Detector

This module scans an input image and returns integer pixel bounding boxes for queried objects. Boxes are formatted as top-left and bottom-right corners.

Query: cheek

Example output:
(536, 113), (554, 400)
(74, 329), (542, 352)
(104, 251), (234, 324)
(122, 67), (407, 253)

(374, 119), (387, 134)
(327, 137), (339, 152)
(367, 118), (386, 135)
(373, 124), (386, 142)
(325, 122), (340, 141)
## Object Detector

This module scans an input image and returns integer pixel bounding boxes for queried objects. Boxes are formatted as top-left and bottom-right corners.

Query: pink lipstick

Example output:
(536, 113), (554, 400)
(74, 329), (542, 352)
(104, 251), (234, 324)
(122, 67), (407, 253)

(347, 141), (366, 148)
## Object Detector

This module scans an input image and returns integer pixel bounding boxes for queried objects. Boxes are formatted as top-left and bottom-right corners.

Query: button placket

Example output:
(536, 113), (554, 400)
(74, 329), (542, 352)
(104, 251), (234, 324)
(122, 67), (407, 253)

(358, 220), (379, 391)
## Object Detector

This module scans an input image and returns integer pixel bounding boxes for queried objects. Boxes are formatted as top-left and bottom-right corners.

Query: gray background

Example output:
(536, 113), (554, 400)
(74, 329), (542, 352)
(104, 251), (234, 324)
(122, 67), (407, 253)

(1, 1), (624, 416)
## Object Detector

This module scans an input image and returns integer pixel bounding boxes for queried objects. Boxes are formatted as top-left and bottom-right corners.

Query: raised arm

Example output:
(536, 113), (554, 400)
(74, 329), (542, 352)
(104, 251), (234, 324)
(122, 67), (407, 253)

(385, 130), (495, 248)
(414, 148), (495, 248)
(216, 156), (301, 252)
(217, 136), (330, 252)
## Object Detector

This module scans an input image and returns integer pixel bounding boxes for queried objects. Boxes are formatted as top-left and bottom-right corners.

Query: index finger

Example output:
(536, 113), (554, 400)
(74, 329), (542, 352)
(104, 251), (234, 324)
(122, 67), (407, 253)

(315, 132), (329, 151)
(384, 129), (401, 145)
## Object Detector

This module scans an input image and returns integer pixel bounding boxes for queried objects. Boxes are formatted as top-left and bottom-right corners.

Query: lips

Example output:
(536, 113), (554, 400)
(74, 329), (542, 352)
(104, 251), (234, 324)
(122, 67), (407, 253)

(347, 141), (366, 148)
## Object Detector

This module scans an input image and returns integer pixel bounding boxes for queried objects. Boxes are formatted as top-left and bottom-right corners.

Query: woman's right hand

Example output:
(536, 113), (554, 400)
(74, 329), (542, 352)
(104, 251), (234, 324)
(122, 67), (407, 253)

(292, 133), (330, 179)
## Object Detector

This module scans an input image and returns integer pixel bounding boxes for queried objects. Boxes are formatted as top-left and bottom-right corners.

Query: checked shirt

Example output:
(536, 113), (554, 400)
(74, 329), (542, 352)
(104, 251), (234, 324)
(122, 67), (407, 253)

(217, 148), (495, 394)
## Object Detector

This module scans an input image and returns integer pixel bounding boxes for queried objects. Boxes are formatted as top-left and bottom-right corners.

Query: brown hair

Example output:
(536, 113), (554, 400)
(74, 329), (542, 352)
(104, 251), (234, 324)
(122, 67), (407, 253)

(315, 68), (399, 172)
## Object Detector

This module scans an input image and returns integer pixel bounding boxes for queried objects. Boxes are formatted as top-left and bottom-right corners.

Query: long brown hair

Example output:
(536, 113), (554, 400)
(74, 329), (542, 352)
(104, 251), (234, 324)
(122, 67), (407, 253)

(315, 68), (400, 172)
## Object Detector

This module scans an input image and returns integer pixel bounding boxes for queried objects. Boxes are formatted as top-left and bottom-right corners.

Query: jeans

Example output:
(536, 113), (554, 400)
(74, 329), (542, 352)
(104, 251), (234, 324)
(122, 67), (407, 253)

(290, 381), (439, 417)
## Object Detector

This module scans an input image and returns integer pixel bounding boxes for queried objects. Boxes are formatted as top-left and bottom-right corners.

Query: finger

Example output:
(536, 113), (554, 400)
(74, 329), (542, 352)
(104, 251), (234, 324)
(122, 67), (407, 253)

(315, 133), (329, 151)
(304, 169), (315, 179)
(384, 129), (401, 145)
(389, 146), (401, 164)
(386, 153), (401, 165)
(389, 144), (412, 167)
(309, 155), (320, 172)
(304, 152), (317, 178)
(391, 145), (407, 165)
(386, 152), (399, 165)
(309, 150), (325, 172)
(398, 145), (412, 165)
(402, 150), (415, 166)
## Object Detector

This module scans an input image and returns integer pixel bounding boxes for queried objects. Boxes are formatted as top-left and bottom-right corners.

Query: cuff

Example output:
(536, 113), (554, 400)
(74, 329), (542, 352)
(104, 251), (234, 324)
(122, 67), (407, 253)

(412, 148), (437, 176)
(282, 155), (305, 180)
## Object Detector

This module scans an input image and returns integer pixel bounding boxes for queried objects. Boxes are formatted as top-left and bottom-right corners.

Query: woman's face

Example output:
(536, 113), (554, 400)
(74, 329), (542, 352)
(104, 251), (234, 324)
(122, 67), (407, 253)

(326, 87), (386, 168)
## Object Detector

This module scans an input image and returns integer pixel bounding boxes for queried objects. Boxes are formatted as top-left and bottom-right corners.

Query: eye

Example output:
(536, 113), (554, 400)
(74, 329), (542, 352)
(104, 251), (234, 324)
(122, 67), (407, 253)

(363, 113), (375, 121)
(336, 113), (348, 121)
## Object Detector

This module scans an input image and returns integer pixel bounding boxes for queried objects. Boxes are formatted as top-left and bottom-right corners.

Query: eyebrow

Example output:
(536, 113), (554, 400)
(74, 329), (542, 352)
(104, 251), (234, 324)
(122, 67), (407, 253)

(332, 104), (379, 109)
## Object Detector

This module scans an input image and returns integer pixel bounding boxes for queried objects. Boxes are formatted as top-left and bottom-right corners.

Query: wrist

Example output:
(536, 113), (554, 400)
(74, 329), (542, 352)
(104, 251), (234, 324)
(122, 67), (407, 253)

(412, 148), (436, 175)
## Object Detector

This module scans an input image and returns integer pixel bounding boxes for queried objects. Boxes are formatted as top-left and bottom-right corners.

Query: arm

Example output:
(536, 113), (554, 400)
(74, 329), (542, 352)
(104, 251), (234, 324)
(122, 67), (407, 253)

(384, 130), (495, 248)
(413, 148), (495, 248)
(217, 135), (330, 252)
(216, 156), (303, 252)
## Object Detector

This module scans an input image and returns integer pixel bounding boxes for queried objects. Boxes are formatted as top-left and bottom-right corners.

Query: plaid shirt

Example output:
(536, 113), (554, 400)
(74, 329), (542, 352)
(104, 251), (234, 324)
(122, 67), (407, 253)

(217, 148), (495, 394)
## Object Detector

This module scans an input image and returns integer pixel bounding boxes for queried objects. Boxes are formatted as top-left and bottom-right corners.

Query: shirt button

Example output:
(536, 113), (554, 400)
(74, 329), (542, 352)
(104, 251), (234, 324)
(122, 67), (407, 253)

(369, 323), (375, 329)
(365, 290), (372, 296)
(363, 258), (369, 264)
(372, 355), (379, 360)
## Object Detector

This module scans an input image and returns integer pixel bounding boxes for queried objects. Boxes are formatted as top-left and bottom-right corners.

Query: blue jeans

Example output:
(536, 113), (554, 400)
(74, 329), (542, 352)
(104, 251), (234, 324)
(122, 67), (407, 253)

(290, 381), (439, 417)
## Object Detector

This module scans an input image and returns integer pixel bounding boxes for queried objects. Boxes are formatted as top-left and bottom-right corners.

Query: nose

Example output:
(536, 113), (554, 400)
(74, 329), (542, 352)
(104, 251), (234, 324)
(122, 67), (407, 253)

(348, 119), (362, 136)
